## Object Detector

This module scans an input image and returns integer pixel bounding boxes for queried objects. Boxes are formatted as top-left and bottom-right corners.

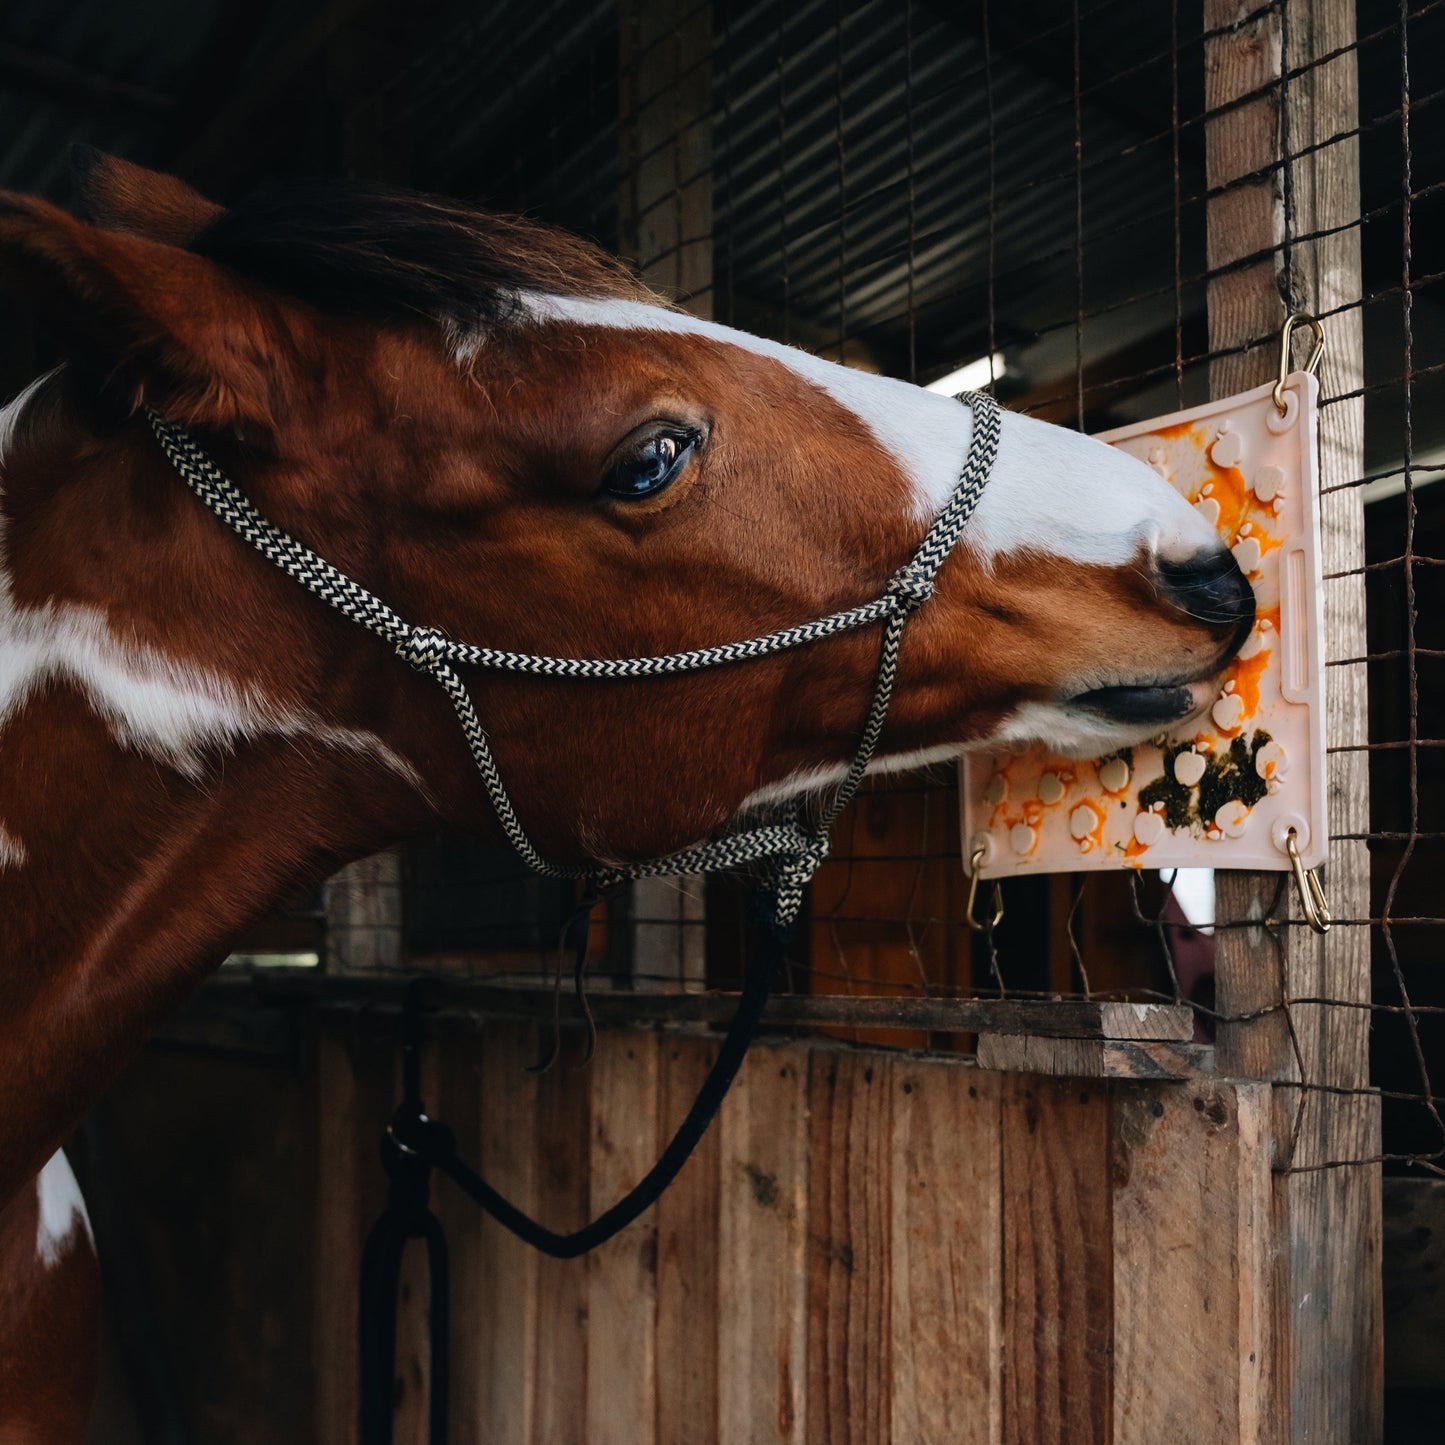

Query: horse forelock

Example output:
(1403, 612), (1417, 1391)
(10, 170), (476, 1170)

(190, 180), (660, 340)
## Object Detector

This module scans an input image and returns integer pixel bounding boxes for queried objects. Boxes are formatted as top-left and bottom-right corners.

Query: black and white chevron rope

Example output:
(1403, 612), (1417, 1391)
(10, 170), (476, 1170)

(145, 391), (1001, 926)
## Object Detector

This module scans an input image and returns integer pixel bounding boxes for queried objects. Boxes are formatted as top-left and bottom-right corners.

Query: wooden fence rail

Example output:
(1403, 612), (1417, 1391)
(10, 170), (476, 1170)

(310, 1018), (1278, 1445)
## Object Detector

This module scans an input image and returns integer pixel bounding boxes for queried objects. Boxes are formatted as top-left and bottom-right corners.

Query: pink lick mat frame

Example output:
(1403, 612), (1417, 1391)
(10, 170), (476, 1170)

(960, 371), (1327, 878)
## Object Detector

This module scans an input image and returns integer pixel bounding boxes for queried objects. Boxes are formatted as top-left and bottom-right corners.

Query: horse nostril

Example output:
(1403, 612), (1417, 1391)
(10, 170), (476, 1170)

(1158, 548), (1256, 644)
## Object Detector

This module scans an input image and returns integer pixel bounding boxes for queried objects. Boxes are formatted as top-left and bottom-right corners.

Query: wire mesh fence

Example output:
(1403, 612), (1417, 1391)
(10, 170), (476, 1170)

(190, 0), (1438, 1180)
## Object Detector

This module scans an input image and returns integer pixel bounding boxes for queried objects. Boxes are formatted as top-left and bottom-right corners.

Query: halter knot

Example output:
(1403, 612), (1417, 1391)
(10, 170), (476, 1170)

(399, 627), (451, 673)
(886, 565), (936, 612)
(776, 830), (832, 892)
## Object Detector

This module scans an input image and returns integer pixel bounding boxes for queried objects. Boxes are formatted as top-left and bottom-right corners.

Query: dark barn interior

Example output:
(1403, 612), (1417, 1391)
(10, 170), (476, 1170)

(1, 0), (1442, 1440)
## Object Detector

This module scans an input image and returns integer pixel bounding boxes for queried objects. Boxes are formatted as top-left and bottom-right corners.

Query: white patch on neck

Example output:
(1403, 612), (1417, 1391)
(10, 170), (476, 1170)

(35, 1150), (93, 1268)
(0, 821), (26, 868)
(0, 378), (426, 794)
(514, 294), (1218, 568)
(740, 740), (972, 814)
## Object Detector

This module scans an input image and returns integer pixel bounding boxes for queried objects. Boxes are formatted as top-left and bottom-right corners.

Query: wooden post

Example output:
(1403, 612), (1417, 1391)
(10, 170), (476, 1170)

(619, 0), (713, 312)
(618, 0), (712, 990)
(323, 851), (404, 973)
(1204, 1), (1381, 1438)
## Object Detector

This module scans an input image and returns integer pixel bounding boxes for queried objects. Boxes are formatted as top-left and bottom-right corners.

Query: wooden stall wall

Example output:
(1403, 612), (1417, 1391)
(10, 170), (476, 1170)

(307, 1018), (1278, 1445)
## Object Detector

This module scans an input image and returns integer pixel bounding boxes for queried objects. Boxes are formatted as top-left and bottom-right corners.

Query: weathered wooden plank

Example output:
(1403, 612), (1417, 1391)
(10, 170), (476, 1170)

(282, 975), (1195, 1040)
(718, 1041), (809, 1444)
(1204, 2), (1382, 1439)
(1382, 1177), (1445, 1389)
(629, 877), (706, 992)
(890, 1065), (1003, 1445)
(529, 1037), (591, 1445)
(314, 1041), (400, 1438)
(654, 1034), (722, 1445)
(79, 1045), (315, 1445)
(1111, 1082), (1272, 1445)
(324, 851), (403, 974)
(976, 1036), (1213, 1081)
(1001, 1076), (1113, 1444)
(619, 0), (713, 309)
(311, 1024), (369, 1445)
(1204, 0), (1297, 1086)
(1283, 0), (1371, 1109)
(472, 1022), (540, 1445)
(1276, 1094), (1382, 1442)
(585, 1032), (660, 1445)
(1278, 6), (1381, 1437)
(806, 1052), (893, 1444)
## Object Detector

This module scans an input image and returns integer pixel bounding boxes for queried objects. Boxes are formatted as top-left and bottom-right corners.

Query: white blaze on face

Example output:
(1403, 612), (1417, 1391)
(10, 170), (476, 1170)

(518, 294), (1236, 774)
(962, 408), (1221, 567)
(517, 295), (1219, 567)
(35, 1150), (94, 1268)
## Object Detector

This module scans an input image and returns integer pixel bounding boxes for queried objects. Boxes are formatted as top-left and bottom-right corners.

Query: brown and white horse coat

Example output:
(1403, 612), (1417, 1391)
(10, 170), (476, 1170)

(0, 154), (1251, 1440)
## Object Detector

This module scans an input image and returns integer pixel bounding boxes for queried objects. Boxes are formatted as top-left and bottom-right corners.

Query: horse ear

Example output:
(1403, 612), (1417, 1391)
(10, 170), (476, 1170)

(71, 147), (225, 246)
(0, 190), (299, 431)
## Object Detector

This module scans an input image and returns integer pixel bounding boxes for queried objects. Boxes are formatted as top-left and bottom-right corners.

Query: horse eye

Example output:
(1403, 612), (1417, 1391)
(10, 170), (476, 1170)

(601, 429), (698, 500)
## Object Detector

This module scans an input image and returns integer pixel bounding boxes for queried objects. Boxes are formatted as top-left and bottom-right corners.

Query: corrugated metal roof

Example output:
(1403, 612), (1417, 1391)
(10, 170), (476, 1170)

(0, 0), (1438, 448)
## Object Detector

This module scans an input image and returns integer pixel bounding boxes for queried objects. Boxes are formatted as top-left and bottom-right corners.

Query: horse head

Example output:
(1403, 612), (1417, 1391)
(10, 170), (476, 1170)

(0, 150), (1257, 1197)
(0, 153), (1251, 873)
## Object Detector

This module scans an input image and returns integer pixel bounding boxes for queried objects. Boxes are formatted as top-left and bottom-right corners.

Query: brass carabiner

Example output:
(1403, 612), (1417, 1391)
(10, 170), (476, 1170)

(966, 847), (1004, 932)
(1273, 313), (1326, 416)
(1285, 828), (1331, 935)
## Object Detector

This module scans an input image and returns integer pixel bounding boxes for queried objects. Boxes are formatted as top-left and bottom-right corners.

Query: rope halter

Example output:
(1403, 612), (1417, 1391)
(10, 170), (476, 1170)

(145, 390), (1002, 928)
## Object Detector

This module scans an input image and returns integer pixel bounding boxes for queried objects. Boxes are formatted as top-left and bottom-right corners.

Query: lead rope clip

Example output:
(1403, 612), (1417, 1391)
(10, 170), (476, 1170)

(1274, 312), (1326, 416)
(966, 846), (1005, 932)
(1285, 828), (1331, 935)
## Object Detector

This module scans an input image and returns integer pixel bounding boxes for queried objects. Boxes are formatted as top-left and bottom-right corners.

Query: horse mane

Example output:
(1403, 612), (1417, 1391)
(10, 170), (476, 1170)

(190, 179), (660, 335)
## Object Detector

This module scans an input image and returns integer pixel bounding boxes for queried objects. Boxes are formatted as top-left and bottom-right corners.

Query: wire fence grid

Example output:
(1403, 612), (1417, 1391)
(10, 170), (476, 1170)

(162, 0), (1437, 1178)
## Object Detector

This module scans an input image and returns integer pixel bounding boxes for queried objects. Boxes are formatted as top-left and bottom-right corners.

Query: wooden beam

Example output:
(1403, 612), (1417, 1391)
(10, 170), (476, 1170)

(618, 0), (713, 311)
(806, 1051), (892, 1442)
(975, 1036), (1213, 1080)
(1001, 1077), (1114, 1442)
(584, 1033), (660, 1444)
(323, 851), (403, 973)
(233, 969), (1196, 1039)
(889, 1065), (1003, 1443)
(717, 1043), (810, 1442)
(1111, 1082), (1273, 1443)
(1204, 0), (1296, 1089)
(1203, 2), (1382, 1438)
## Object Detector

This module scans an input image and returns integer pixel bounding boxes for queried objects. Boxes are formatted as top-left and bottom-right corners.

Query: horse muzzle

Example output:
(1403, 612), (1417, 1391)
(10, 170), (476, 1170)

(1156, 546), (1257, 657)
(1068, 546), (1255, 730)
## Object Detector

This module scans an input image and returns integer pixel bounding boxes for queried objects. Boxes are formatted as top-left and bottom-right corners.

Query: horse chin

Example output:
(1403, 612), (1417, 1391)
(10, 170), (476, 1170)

(1068, 678), (1215, 731)
(995, 678), (1217, 759)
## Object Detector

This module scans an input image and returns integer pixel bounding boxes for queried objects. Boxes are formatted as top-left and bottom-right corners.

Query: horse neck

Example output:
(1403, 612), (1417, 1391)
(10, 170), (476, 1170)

(0, 394), (427, 1200)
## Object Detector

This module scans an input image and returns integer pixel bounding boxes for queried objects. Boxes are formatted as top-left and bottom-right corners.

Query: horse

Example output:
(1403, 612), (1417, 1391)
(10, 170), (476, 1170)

(0, 150), (1252, 1442)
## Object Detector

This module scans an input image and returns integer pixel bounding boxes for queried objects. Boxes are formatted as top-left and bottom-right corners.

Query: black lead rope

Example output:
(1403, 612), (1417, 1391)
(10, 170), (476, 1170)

(358, 893), (791, 1444)
(358, 979), (450, 1445)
